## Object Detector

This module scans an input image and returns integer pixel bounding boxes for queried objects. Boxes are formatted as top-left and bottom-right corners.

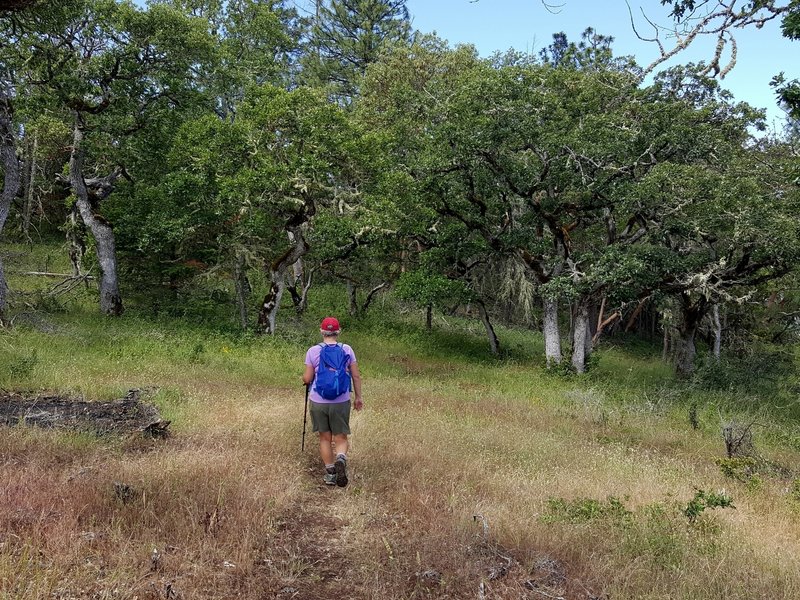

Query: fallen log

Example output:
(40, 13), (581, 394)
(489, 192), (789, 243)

(0, 388), (169, 436)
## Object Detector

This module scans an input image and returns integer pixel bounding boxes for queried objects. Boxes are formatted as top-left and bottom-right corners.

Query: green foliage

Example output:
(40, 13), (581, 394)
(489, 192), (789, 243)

(539, 27), (634, 71)
(689, 346), (800, 417)
(683, 489), (735, 524)
(542, 496), (633, 525)
(542, 491), (735, 568)
(3, 0), (799, 375)
(187, 342), (206, 364)
(394, 270), (471, 310)
(544, 490), (735, 529)
(8, 350), (38, 379)
(122, 80), (371, 326)
(29, 290), (68, 314)
(772, 72), (800, 119)
(715, 456), (759, 483)
(303, 0), (411, 101)
(688, 401), (700, 429)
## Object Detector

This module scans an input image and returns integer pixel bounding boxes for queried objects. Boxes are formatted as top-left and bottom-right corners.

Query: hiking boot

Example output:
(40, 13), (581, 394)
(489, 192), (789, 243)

(334, 456), (348, 487)
(323, 472), (337, 486)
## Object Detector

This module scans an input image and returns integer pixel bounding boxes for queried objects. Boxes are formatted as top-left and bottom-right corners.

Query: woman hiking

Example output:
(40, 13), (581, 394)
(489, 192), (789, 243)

(302, 317), (363, 486)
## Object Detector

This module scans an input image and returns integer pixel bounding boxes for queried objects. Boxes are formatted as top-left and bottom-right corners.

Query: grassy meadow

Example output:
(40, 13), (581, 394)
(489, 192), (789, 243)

(2, 243), (800, 599)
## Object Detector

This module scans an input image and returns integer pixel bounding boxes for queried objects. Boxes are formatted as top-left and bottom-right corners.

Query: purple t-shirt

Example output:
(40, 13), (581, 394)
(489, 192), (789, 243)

(305, 343), (357, 404)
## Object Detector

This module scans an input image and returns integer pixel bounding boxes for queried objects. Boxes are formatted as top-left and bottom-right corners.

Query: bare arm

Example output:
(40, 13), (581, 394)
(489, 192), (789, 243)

(302, 364), (315, 386)
(350, 362), (363, 411)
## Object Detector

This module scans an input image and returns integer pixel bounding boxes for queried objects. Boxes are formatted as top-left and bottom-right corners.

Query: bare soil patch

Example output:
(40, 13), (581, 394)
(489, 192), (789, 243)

(0, 388), (169, 435)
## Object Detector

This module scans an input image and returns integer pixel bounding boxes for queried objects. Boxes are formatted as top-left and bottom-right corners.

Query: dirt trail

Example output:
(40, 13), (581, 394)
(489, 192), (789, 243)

(255, 449), (584, 600)
(257, 454), (365, 600)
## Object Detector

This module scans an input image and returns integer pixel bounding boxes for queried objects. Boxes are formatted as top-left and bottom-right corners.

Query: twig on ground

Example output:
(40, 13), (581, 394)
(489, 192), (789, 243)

(473, 514), (489, 540)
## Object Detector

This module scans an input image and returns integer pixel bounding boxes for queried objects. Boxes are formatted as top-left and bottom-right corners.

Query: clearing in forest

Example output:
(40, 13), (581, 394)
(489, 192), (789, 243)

(1, 311), (799, 599)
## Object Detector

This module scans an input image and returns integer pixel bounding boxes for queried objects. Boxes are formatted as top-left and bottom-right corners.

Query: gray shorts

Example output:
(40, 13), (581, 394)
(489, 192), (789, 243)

(310, 400), (351, 435)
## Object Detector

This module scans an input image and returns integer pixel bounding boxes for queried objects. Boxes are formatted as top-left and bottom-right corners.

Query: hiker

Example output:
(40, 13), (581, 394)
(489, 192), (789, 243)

(303, 317), (363, 487)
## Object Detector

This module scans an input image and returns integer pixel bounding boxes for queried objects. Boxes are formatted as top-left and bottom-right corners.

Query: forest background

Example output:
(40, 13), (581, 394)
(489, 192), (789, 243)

(1, 1), (800, 599)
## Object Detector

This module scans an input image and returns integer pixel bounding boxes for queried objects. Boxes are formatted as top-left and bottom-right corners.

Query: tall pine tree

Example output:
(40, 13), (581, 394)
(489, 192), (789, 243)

(303, 0), (411, 103)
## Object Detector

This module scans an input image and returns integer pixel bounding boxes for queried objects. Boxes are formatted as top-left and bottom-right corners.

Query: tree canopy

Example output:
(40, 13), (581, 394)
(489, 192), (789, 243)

(0, 0), (798, 376)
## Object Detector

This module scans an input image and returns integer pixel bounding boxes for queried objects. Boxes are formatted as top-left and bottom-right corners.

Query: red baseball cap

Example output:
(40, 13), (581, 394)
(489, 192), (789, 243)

(320, 317), (341, 332)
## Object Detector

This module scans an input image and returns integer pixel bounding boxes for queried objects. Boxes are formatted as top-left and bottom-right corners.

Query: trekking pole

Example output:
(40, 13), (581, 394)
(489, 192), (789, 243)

(301, 383), (309, 452)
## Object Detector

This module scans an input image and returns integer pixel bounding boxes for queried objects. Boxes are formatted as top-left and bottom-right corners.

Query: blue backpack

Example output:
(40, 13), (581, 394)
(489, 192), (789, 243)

(314, 343), (351, 400)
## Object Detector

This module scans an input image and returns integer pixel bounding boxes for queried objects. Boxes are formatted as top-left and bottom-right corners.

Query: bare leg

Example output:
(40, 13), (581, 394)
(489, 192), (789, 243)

(333, 433), (349, 458)
(319, 431), (334, 466)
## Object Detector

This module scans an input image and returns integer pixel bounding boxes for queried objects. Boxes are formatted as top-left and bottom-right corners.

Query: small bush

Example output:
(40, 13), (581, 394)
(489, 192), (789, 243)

(31, 290), (68, 313)
(621, 503), (688, 568)
(541, 496), (632, 525)
(543, 492), (733, 570)
(722, 420), (757, 458)
(187, 342), (206, 364)
(715, 457), (758, 482)
(688, 401), (700, 429)
(691, 346), (798, 408)
(683, 489), (735, 524)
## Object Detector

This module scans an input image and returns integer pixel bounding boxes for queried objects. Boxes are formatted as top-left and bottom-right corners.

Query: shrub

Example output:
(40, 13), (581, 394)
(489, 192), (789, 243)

(541, 496), (632, 525)
(715, 456), (758, 482)
(683, 489), (735, 524)
(689, 401), (700, 429)
(691, 345), (797, 405)
(187, 342), (206, 364)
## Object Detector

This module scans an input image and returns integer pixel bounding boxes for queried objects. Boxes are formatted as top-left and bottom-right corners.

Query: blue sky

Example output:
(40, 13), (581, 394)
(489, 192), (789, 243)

(403, 0), (795, 129)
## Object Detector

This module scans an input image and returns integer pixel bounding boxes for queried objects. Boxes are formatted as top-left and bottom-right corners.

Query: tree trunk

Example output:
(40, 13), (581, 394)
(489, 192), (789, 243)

(568, 301), (574, 341)
(674, 295), (706, 377)
(22, 133), (37, 241)
(625, 298), (649, 332)
(674, 323), (698, 377)
(477, 300), (500, 356)
(425, 304), (432, 330)
(0, 256), (7, 326)
(287, 269), (313, 315)
(662, 326), (670, 362)
(257, 272), (286, 335)
(571, 298), (590, 373)
(69, 123), (123, 316)
(234, 251), (249, 330)
(0, 90), (21, 326)
(543, 297), (562, 367)
(288, 231), (304, 283)
(712, 304), (722, 361)
(584, 316), (593, 358)
(286, 230), (309, 314)
(256, 225), (309, 334)
(287, 275), (302, 310)
(66, 204), (87, 277)
(586, 300), (598, 355)
(361, 282), (387, 312)
(400, 243), (408, 274)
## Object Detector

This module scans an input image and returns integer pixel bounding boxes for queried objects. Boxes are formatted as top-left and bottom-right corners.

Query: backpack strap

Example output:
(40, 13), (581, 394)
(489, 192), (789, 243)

(316, 343), (328, 372)
(338, 343), (351, 366)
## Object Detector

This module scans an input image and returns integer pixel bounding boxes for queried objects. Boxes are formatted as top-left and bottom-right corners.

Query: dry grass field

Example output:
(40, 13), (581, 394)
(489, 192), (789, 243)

(1, 246), (799, 599)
